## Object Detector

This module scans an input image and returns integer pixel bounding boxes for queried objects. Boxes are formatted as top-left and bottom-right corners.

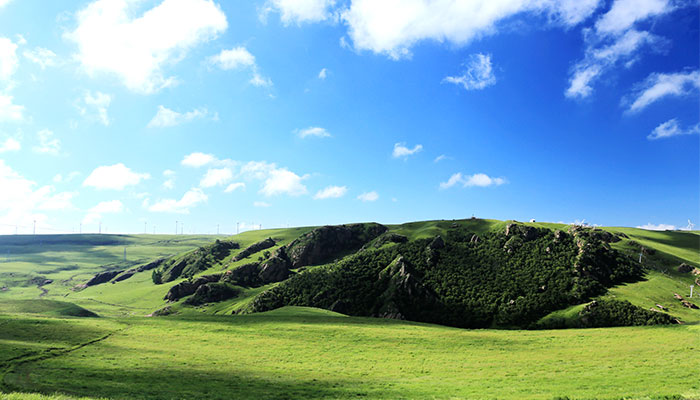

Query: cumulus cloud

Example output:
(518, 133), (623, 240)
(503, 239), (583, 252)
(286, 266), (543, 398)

(260, 168), (308, 196)
(209, 46), (273, 87)
(443, 53), (496, 91)
(0, 137), (20, 153)
(636, 222), (676, 231)
(357, 191), (378, 202)
(440, 172), (506, 189)
(200, 167), (232, 188)
(392, 142), (423, 158)
(83, 200), (124, 225)
(595, 0), (672, 35)
(647, 119), (700, 140)
(625, 70), (700, 113)
(148, 105), (210, 128)
(314, 185), (347, 199)
(297, 126), (331, 138)
(148, 188), (207, 213)
(318, 68), (328, 79)
(0, 94), (24, 122)
(181, 152), (216, 167)
(262, 0), (336, 25)
(0, 160), (76, 234)
(23, 47), (59, 69)
(33, 129), (61, 155)
(65, 0), (228, 94)
(83, 163), (150, 190)
(341, 0), (599, 59)
(224, 182), (245, 193)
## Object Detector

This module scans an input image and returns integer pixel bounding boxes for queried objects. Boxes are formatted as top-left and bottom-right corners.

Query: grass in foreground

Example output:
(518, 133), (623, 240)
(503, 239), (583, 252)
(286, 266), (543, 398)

(1, 307), (698, 400)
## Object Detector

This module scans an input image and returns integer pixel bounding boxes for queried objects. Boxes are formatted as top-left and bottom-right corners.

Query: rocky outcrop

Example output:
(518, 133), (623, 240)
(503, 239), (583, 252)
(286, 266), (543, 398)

(361, 233), (408, 250)
(164, 274), (222, 302)
(259, 253), (292, 282)
(506, 223), (541, 241)
(285, 223), (387, 268)
(137, 257), (167, 272)
(678, 263), (694, 273)
(375, 255), (436, 320)
(86, 270), (123, 287)
(233, 238), (276, 261)
(224, 249), (293, 287)
(159, 240), (239, 283)
(184, 282), (239, 306)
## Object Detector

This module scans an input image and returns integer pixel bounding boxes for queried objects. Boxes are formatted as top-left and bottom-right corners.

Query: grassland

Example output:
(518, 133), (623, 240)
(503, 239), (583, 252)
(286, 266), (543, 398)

(0, 220), (698, 399)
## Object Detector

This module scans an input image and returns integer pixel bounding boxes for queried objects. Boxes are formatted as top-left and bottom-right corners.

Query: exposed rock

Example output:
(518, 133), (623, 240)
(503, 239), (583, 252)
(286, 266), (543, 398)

(428, 236), (445, 250)
(375, 255), (436, 320)
(259, 253), (292, 283)
(505, 223), (540, 241)
(164, 274), (222, 302)
(681, 300), (699, 309)
(588, 229), (620, 243)
(655, 304), (667, 311)
(113, 269), (136, 282)
(184, 282), (239, 306)
(86, 270), (124, 287)
(159, 240), (239, 283)
(137, 258), (167, 272)
(674, 293), (683, 300)
(285, 223), (387, 268)
(224, 263), (261, 287)
(678, 263), (694, 273)
(470, 234), (480, 244)
(361, 233), (408, 250)
(617, 232), (629, 239)
(234, 238), (276, 261)
(147, 305), (175, 317)
(553, 230), (567, 242)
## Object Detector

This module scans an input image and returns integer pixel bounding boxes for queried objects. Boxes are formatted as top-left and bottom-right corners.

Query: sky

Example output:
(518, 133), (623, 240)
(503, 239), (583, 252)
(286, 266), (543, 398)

(0, 0), (698, 235)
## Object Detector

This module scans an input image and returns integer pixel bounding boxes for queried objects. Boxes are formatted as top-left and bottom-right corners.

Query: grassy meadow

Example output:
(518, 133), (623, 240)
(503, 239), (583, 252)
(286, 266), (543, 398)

(0, 220), (699, 399)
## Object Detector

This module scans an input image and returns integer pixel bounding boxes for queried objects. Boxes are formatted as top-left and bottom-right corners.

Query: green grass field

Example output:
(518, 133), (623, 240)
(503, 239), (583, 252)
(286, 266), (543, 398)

(1, 220), (698, 399)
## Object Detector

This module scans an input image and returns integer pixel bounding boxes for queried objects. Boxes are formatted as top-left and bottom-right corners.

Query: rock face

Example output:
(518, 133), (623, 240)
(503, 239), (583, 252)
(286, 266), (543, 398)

(505, 223), (541, 241)
(86, 270), (123, 287)
(259, 253), (292, 283)
(164, 274), (222, 302)
(285, 223), (387, 268)
(184, 282), (239, 306)
(159, 240), (239, 283)
(376, 255), (436, 320)
(233, 238), (276, 262)
(224, 250), (293, 287)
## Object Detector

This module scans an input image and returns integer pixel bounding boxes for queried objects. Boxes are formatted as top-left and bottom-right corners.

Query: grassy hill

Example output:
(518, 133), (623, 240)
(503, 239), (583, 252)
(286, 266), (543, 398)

(0, 219), (698, 399)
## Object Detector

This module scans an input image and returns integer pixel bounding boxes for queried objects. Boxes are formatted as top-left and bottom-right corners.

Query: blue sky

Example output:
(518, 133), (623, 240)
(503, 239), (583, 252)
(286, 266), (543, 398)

(0, 0), (697, 235)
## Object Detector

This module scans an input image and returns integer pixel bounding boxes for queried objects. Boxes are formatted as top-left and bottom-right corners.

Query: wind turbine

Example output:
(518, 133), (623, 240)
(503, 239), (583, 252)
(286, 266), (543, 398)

(686, 219), (695, 231)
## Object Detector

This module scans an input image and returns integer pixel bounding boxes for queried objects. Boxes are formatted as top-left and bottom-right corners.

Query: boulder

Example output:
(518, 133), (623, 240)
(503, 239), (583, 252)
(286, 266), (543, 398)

(505, 223), (540, 241)
(678, 263), (694, 273)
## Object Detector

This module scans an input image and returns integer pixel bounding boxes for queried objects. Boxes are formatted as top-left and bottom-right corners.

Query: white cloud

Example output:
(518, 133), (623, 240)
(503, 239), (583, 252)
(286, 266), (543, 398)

(209, 47), (273, 88)
(163, 179), (175, 189)
(83, 163), (150, 190)
(314, 185), (347, 199)
(23, 47), (59, 69)
(595, 0), (673, 35)
(260, 168), (308, 196)
(0, 0), (13, 8)
(443, 53), (496, 91)
(440, 172), (506, 189)
(357, 191), (378, 202)
(434, 154), (449, 163)
(626, 70), (700, 113)
(65, 0), (228, 94)
(33, 129), (61, 155)
(566, 30), (657, 99)
(53, 171), (80, 184)
(0, 94), (24, 122)
(318, 67), (328, 79)
(148, 187), (207, 213)
(262, 0), (336, 25)
(224, 182), (245, 193)
(253, 201), (271, 207)
(0, 137), (20, 153)
(341, 0), (599, 59)
(81, 91), (112, 126)
(200, 167), (232, 188)
(250, 71), (273, 87)
(148, 105), (209, 127)
(392, 142), (423, 158)
(208, 46), (255, 70)
(647, 119), (700, 140)
(0, 160), (76, 234)
(636, 222), (676, 231)
(83, 200), (124, 225)
(181, 152), (216, 167)
(0, 37), (18, 83)
(297, 126), (331, 138)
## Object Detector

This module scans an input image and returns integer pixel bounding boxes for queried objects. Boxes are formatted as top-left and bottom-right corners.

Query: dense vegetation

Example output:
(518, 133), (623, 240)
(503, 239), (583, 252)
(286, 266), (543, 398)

(248, 224), (647, 328)
(153, 239), (238, 283)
